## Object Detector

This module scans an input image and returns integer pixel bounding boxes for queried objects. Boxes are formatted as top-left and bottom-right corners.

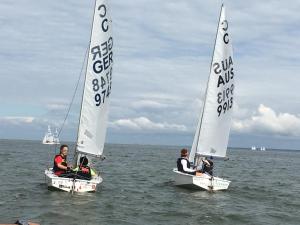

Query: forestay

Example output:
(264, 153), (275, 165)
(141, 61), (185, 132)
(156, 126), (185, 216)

(77, 0), (113, 157)
(190, 5), (234, 161)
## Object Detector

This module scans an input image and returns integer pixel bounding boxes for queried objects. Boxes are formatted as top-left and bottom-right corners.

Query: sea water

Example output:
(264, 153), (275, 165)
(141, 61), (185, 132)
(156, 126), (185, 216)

(0, 139), (299, 225)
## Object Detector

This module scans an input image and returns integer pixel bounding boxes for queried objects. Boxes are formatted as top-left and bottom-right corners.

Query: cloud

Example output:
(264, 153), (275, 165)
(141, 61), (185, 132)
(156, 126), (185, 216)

(131, 100), (168, 110)
(1, 0), (300, 147)
(0, 116), (35, 125)
(233, 104), (300, 137)
(110, 116), (187, 132)
(46, 103), (68, 111)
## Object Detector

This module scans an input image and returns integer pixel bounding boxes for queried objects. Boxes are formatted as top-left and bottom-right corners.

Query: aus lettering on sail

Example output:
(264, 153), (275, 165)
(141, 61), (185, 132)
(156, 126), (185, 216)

(91, 4), (113, 107)
(213, 18), (234, 117)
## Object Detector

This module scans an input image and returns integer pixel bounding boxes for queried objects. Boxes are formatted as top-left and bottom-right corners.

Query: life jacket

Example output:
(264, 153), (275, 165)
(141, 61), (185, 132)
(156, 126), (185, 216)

(202, 159), (214, 175)
(75, 165), (92, 180)
(53, 154), (67, 175)
(79, 165), (91, 174)
(177, 157), (191, 172)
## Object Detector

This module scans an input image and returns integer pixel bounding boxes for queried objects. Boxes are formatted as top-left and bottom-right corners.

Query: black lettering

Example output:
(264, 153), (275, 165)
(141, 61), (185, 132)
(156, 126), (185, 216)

(101, 41), (108, 56)
(217, 75), (225, 88)
(222, 59), (228, 71)
(108, 37), (113, 50)
(223, 33), (229, 44)
(103, 55), (110, 70)
(91, 46), (101, 60)
(229, 56), (233, 67)
(230, 84), (234, 94)
(226, 88), (230, 98)
(217, 92), (222, 104)
(98, 4), (107, 17)
(102, 18), (109, 32)
(109, 51), (113, 64)
(93, 60), (103, 74)
(230, 67), (234, 79)
(213, 62), (221, 74)
(222, 20), (228, 31)
(225, 71), (230, 83)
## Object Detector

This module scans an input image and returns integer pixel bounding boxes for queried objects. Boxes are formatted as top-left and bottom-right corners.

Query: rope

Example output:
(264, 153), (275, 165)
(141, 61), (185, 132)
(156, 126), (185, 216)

(45, 47), (88, 171)
(57, 47), (89, 139)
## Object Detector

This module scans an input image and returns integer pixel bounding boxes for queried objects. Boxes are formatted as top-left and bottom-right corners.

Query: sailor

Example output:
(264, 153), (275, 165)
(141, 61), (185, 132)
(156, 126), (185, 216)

(53, 144), (72, 176)
(177, 148), (196, 175)
(72, 156), (96, 180)
(201, 157), (214, 176)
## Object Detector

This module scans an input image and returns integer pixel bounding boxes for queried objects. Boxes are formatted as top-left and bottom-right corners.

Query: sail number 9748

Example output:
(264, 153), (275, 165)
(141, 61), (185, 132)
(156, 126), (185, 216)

(92, 67), (112, 106)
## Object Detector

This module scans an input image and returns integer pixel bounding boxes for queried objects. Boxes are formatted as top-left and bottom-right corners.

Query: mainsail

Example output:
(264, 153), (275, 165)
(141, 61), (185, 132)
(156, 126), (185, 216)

(189, 5), (234, 162)
(76, 0), (113, 157)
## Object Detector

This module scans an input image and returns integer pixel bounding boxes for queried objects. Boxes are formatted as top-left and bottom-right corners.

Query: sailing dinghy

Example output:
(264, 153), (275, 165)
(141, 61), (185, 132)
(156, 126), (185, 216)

(42, 125), (60, 145)
(173, 4), (234, 191)
(45, 0), (113, 193)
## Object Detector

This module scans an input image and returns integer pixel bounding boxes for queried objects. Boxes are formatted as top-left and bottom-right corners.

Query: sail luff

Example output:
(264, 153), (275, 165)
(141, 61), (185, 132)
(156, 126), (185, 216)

(193, 5), (234, 158)
(76, 0), (113, 157)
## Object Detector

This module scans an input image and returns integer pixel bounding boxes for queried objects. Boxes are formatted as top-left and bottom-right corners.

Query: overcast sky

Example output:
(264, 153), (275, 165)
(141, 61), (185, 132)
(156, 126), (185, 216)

(1, 0), (300, 149)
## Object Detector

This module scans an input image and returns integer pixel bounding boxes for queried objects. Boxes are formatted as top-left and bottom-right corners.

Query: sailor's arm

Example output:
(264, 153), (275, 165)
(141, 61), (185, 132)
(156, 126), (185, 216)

(202, 159), (211, 166)
(181, 159), (196, 172)
(57, 163), (68, 170)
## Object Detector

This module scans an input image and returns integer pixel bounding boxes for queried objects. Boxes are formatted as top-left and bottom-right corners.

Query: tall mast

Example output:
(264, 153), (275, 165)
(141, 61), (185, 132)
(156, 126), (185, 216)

(193, 4), (224, 165)
(74, 0), (98, 166)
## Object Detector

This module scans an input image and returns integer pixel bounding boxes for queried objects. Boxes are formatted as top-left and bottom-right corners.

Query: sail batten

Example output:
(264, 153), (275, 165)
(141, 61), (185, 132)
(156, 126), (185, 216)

(190, 5), (234, 162)
(76, 0), (113, 157)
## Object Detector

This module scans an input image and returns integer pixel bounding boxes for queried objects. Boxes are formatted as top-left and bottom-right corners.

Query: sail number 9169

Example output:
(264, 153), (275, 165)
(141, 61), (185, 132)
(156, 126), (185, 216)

(217, 97), (233, 116)
(217, 84), (234, 117)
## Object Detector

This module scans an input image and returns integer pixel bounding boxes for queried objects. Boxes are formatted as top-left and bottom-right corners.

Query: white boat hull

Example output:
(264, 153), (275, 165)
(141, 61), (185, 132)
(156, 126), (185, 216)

(173, 169), (230, 191)
(45, 169), (102, 193)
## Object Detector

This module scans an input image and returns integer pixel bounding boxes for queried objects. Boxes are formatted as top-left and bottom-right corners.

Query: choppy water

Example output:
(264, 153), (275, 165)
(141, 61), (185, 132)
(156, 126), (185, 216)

(0, 139), (300, 225)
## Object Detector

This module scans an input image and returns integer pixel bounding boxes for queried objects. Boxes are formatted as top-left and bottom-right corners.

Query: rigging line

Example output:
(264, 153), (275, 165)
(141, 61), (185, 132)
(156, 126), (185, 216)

(57, 47), (89, 138)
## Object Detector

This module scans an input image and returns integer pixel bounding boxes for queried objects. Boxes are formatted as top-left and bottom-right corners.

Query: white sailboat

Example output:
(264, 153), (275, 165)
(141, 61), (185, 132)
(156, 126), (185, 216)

(53, 128), (60, 145)
(45, 0), (113, 193)
(260, 146), (266, 151)
(42, 125), (60, 145)
(173, 4), (234, 191)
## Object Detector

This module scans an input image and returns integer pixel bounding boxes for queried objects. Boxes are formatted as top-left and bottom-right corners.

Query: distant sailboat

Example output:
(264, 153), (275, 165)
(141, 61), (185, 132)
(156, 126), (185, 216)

(42, 125), (60, 145)
(45, 0), (113, 192)
(260, 146), (266, 151)
(251, 146), (256, 151)
(173, 4), (233, 191)
(53, 128), (60, 144)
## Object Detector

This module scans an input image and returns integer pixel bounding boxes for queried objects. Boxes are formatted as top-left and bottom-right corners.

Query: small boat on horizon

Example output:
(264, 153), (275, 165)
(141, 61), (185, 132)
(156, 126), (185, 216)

(42, 125), (60, 145)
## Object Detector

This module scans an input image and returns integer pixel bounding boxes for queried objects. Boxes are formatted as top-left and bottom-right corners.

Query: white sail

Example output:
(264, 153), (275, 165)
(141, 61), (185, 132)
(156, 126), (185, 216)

(43, 125), (54, 144)
(76, 0), (113, 157)
(190, 5), (234, 161)
(43, 125), (60, 145)
(53, 128), (60, 144)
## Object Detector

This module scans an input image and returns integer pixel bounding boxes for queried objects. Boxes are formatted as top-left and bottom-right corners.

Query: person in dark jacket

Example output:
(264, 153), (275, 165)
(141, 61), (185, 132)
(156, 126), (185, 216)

(177, 148), (196, 175)
(201, 157), (214, 176)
